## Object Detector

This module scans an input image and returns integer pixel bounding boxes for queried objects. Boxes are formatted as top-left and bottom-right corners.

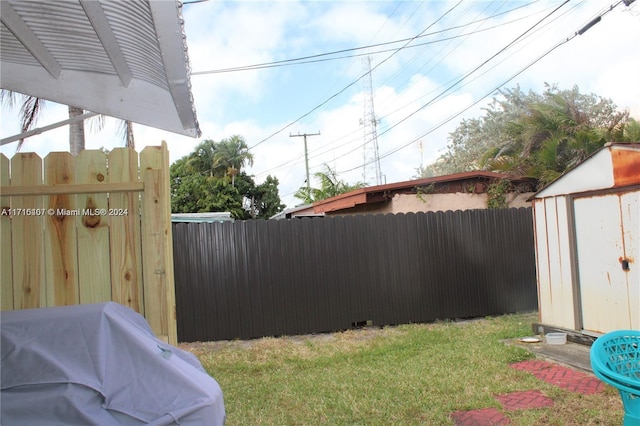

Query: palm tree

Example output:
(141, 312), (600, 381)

(68, 105), (85, 155)
(622, 117), (640, 142)
(294, 164), (366, 204)
(0, 91), (46, 152)
(1, 91), (134, 154)
(213, 135), (254, 187)
(187, 139), (218, 176)
(482, 93), (613, 186)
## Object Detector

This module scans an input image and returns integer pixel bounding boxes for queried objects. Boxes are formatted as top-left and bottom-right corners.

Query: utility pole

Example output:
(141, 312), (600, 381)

(289, 131), (320, 192)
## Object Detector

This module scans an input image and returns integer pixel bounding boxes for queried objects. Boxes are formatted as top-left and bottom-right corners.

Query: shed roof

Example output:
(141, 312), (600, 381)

(534, 143), (640, 199)
(0, 0), (200, 138)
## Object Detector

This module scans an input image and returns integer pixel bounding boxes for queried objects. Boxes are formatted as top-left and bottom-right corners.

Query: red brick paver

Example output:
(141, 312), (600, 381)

(449, 359), (605, 423)
(510, 360), (605, 395)
(450, 408), (511, 425)
(495, 390), (554, 410)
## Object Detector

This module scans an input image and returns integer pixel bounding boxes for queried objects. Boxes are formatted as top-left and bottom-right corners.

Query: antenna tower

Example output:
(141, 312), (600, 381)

(361, 56), (382, 185)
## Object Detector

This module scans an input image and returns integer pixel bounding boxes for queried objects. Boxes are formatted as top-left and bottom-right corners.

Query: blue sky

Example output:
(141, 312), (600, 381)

(2, 0), (639, 209)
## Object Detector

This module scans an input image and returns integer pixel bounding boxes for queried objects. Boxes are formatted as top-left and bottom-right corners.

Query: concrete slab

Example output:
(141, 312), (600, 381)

(504, 338), (593, 373)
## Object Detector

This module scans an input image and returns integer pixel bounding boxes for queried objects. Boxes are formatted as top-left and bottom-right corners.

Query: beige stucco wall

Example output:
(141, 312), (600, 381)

(388, 192), (534, 214)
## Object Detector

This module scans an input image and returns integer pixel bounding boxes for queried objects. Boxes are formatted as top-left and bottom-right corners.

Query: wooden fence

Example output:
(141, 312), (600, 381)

(173, 208), (538, 342)
(0, 143), (177, 345)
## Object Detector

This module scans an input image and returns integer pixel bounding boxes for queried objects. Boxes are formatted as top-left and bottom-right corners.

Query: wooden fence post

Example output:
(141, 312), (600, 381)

(1, 154), (13, 311)
(140, 142), (177, 345)
(108, 148), (143, 314)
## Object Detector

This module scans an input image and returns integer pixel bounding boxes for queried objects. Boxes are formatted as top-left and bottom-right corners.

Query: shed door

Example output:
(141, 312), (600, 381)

(573, 191), (639, 334)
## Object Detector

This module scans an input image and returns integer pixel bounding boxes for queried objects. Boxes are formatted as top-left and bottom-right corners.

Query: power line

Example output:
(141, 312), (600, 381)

(372, 0), (571, 142)
(376, 0), (501, 99)
(309, 2), (574, 175)
(255, 2), (551, 180)
(375, 1), (584, 124)
(320, 0), (573, 173)
(191, 2), (538, 76)
(339, 0), (625, 175)
(249, 0), (621, 187)
(247, 1), (464, 151)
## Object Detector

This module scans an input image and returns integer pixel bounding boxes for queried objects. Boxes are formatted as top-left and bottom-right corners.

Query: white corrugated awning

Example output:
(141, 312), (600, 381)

(0, 0), (200, 138)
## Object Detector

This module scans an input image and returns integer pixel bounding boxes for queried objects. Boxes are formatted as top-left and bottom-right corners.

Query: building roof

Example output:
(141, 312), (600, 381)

(0, 0), (200, 138)
(311, 171), (536, 214)
(171, 212), (234, 223)
(270, 203), (324, 220)
(534, 143), (640, 199)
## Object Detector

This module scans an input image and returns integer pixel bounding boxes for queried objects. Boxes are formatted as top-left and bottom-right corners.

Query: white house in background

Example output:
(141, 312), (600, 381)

(532, 143), (640, 336)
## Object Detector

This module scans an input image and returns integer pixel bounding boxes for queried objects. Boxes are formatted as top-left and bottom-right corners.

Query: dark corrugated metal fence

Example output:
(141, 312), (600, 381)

(173, 208), (537, 342)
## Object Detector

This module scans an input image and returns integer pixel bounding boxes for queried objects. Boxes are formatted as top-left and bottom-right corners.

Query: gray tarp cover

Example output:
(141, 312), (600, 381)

(1, 302), (225, 425)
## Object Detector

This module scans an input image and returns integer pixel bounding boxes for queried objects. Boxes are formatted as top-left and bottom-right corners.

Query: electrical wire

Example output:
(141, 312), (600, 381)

(315, 0), (573, 173)
(339, 0), (625, 175)
(247, 0), (465, 151)
(246, 0), (628, 202)
(191, 1), (538, 76)
(375, 1), (584, 125)
(266, 1), (543, 181)
(252, 1), (547, 182)
(374, 0), (571, 142)
(374, 0), (513, 121)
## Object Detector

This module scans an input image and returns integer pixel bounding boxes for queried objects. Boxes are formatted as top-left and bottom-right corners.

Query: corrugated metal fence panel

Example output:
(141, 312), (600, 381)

(173, 207), (537, 342)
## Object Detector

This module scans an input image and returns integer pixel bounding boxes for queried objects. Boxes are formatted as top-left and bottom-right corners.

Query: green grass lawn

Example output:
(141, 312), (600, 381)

(182, 313), (622, 425)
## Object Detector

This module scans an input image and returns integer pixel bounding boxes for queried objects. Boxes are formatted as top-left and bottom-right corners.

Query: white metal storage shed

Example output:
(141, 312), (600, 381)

(533, 143), (640, 336)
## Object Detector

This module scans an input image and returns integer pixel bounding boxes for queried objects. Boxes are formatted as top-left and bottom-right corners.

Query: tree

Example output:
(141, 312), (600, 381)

(170, 140), (284, 219)
(1, 91), (134, 154)
(418, 84), (637, 186)
(236, 173), (285, 219)
(185, 136), (253, 186)
(418, 85), (540, 177)
(294, 164), (367, 204)
(0, 91), (46, 152)
(68, 106), (85, 155)
(170, 156), (245, 216)
(481, 87), (631, 186)
(188, 139), (218, 176)
(213, 135), (254, 186)
(621, 117), (640, 142)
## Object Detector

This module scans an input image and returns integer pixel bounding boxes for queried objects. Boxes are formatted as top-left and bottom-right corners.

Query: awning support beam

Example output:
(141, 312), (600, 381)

(1, 112), (98, 146)
(79, 0), (133, 87)
(0, 2), (62, 79)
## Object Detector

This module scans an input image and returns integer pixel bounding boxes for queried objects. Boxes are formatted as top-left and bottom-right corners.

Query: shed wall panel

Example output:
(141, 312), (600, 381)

(535, 197), (575, 329)
(574, 191), (640, 333)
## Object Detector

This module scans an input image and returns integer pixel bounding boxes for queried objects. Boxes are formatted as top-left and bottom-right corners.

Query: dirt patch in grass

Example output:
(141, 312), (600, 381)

(178, 325), (407, 360)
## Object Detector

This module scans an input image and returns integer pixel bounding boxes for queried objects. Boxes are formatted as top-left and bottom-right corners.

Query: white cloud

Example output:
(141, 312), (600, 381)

(2, 0), (639, 209)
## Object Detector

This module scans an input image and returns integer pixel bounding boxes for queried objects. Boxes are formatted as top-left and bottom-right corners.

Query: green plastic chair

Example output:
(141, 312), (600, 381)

(590, 330), (640, 425)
